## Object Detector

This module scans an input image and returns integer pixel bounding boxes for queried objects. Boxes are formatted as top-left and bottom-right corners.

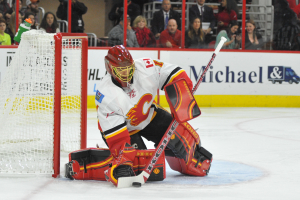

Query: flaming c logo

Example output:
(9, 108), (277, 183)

(126, 94), (153, 126)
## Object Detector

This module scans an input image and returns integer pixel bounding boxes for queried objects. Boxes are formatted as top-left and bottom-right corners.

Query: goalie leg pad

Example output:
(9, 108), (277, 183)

(134, 150), (166, 181)
(165, 123), (213, 176)
(166, 122), (198, 161)
(104, 143), (137, 186)
(65, 148), (166, 182)
(166, 146), (212, 176)
(65, 148), (113, 181)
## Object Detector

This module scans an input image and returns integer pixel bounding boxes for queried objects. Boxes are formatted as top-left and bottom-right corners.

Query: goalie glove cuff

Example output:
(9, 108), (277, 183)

(104, 143), (136, 186)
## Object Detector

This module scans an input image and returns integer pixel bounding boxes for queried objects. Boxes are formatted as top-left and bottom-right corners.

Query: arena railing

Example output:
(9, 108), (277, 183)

(37, 7), (45, 25)
(87, 33), (98, 47)
(58, 20), (68, 33)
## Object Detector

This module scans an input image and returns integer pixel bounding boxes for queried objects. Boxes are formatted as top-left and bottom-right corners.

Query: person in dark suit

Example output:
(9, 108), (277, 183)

(108, 0), (140, 27)
(56, 0), (87, 33)
(189, 0), (216, 44)
(151, 0), (181, 39)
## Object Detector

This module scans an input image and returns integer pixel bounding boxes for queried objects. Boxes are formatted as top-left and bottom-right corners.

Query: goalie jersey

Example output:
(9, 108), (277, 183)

(95, 58), (191, 148)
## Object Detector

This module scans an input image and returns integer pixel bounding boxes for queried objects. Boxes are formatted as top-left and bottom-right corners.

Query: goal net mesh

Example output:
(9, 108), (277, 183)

(0, 30), (83, 174)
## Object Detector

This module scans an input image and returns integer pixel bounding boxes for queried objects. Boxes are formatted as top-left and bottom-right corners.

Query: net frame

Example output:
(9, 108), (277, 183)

(0, 32), (88, 178)
(53, 33), (88, 177)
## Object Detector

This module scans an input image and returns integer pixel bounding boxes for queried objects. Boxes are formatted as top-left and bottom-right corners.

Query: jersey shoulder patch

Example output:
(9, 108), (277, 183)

(95, 90), (105, 103)
(142, 58), (154, 68)
(135, 58), (155, 71)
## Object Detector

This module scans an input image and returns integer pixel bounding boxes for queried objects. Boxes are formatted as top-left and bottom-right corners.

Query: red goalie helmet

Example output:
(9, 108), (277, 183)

(105, 45), (135, 87)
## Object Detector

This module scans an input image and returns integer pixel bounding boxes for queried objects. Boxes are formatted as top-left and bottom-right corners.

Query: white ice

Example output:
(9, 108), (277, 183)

(1, 107), (300, 200)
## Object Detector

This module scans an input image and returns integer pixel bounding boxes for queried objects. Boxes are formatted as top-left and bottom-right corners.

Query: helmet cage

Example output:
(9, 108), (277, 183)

(111, 62), (135, 83)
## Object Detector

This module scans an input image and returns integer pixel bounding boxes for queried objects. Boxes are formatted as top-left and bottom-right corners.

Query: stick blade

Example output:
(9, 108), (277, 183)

(117, 171), (149, 188)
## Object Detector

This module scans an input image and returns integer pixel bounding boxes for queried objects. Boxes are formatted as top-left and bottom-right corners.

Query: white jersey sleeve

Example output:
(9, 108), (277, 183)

(150, 59), (186, 90)
(95, 76), (128, 139)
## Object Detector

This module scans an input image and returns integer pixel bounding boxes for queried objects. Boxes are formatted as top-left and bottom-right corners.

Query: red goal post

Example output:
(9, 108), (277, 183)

(53, 33), (88, 177)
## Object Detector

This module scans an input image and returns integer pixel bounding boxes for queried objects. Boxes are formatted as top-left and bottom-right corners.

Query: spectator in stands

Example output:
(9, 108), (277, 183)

(132, 15), (156, 47)
(56, 0), (87, 33)
(292, 3), (300, 20)
(39, 12), (60, 33)
(6, 11), (22, 43)
(273, 0), (290, 37)
(245, 19), (263, 50)
(216, 0), (238, 33)
(147, 0), (163, 9)
(273, 8), (300, 50)
(24, 0), (39, 24)
(188, 0), (216, 42)
(3, 12), (9, 25)
(0, 0), (10, 19)
(108, 0), (140, 27)
(4, 0), (24, 24)
(170, 0), (182, 10)
(151, 0), (181, 40)
(159, 19), (181, 48)
(215, 20), (241, 49)
(286, 0), (297, 10)
(185, 17), (206, 49)
(24, 11), (36, 29)
(0, 17), (11, 45)
(108, 15), (139, 47)
(131, 0), (149, 14)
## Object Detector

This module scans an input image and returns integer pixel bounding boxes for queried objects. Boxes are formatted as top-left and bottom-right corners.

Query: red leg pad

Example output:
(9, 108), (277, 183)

(166, 156), (212, 176)
(166, 122), (212, 176)
(66, 148), (113, 181)
(66, 148), (166, 181)
(134, 150), (166, 181)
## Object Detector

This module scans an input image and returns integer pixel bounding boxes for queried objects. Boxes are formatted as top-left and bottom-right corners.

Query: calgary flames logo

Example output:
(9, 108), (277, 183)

(126, 94), (153, 126)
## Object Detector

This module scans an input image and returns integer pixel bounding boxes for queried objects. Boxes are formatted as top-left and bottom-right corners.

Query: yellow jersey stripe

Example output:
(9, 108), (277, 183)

(105, 126), (127, 139)
(169, 69), (185, 83)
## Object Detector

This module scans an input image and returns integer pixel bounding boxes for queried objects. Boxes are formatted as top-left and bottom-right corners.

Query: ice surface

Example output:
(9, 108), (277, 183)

(1, 107), (300, 200)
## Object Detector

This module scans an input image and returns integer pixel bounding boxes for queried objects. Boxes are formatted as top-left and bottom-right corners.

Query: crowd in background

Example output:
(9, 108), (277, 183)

(106, 0), (300, 50)
(0, 0), (87, 45)
(0, 0), (300, 50)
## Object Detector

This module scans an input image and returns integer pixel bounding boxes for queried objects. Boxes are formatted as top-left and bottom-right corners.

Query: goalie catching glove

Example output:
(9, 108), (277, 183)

(104, 143), (136, 186)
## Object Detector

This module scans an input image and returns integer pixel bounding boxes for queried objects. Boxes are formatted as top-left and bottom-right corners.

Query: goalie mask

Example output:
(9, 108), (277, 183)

(105, 45), (135, 87)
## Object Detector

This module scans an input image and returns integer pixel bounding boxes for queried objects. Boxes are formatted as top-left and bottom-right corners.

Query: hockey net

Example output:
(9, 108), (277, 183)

(0, 30), (88, 177)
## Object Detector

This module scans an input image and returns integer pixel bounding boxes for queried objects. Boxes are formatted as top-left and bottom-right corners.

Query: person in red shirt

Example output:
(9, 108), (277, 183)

(287, 0), (297, 10)
(159, 19), (181, 48)
(215, 0), (238, 33)
(292, 3), (300, 19)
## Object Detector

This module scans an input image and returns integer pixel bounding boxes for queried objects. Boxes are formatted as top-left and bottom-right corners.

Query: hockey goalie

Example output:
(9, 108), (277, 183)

(65, 45), (212, 187)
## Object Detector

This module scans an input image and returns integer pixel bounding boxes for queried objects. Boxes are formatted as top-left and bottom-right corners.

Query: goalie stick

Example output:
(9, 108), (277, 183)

(117, 36), (227, 188)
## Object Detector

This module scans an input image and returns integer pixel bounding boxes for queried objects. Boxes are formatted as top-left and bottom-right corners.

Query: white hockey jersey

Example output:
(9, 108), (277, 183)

(95, 57), (186, 142)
